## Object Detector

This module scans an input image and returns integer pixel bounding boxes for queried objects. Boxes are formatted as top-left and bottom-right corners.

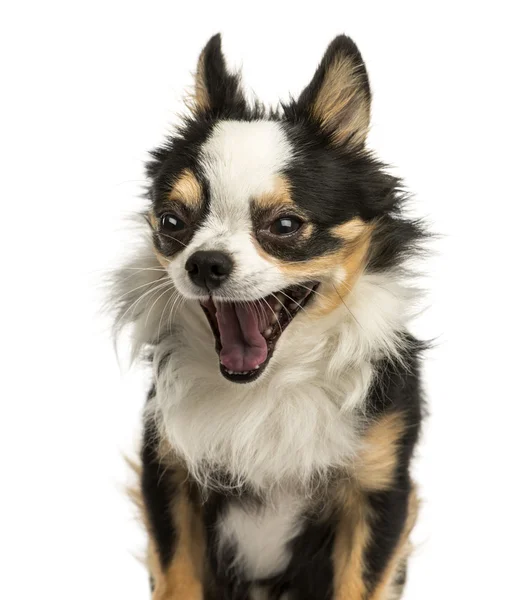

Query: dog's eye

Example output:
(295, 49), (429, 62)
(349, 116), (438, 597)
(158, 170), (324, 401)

(269, 216), (303, 236)
(160, 213), (186, 232)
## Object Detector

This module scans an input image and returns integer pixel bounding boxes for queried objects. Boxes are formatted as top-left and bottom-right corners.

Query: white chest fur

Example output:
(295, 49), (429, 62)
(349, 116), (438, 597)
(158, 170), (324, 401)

(124, 258), (411, 491)
(217, 492), (304, 580)
(145, 272), (411, 492)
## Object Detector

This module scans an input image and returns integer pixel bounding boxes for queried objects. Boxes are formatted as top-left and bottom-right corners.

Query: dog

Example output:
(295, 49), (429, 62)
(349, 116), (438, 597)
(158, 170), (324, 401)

(112, 33), (426, 600)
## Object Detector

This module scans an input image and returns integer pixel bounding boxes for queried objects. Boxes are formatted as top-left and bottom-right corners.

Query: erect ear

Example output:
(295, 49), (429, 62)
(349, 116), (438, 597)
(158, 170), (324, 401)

(192, 34), (246, 117)
(296, 35), (371, 150)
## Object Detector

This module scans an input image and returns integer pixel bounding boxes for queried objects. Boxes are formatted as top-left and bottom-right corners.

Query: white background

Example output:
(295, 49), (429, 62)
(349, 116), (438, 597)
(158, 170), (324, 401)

(1, 2), (519, 598)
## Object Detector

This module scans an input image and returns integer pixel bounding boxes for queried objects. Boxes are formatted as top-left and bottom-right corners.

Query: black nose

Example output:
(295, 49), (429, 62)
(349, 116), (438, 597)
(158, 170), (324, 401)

(185, 251), (234, 290)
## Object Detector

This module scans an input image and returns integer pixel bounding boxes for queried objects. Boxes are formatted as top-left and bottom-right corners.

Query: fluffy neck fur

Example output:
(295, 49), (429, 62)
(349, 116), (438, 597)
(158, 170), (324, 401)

(112, 236), (416, 494)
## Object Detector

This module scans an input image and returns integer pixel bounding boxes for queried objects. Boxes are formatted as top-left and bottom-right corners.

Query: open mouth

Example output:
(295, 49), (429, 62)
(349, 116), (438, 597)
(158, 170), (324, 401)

(201, 283), (319, 383)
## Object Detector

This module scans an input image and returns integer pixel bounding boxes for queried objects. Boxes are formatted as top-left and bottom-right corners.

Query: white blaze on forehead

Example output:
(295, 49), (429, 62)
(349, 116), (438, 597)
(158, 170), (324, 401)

(172, 120), (296, 302)
(199, 120), (293, 222)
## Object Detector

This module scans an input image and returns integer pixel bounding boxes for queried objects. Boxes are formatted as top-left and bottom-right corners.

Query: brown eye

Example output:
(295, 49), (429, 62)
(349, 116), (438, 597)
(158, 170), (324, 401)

(160, 213), (186, 232)
(269, 216), (303, 236)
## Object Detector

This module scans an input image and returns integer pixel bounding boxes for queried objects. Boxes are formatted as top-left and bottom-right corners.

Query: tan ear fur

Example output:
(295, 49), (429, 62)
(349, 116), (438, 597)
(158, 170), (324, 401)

(311, 54), (371, 148)
(297, 35), (371, 149)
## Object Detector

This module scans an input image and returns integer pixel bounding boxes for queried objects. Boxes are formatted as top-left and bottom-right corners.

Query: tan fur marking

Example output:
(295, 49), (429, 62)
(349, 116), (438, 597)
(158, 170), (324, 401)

(332, 217), (369, 242)
(273, 219), (371, 278)
(370, 487), (419, 600)
(252, 217), (372, 318)
(149, 212), (158, 229)
(312, 56), (370, 148)
(333, 485), (419, 600)
(333, 488), (371, 600)
(312, 222), (373, 316)
(149, 212), (171, 266)
(355, 413), (406, 492)
(275, 249), (342, 278)
(254, 174), (295, 210)
(151, 170), (201, 265)
(193, 50), (211, 113)
(127, 457), (204, 599)
(151, 490), (205, 600)
(169, 169), (203, 208)
(125, 456), (146, 520)
(153, 247), (172, 268)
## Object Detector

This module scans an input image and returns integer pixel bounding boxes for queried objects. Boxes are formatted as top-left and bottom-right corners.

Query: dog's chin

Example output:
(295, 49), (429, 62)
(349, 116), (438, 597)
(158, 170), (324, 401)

(199, 283), (319, 384)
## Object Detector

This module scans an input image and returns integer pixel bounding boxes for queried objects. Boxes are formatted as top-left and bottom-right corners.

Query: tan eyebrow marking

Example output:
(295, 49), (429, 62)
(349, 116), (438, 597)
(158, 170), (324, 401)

(169, 169), (203, 208)
(253, 174), (295, 210)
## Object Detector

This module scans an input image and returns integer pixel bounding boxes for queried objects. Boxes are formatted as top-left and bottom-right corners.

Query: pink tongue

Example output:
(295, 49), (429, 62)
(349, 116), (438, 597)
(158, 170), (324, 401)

(215, 302), (268, 372)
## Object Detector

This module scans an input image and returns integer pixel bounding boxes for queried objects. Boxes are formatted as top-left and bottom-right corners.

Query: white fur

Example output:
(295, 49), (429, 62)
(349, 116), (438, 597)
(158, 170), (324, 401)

(112, 232), (416, 580)
(167, 120), (305, 303)
(113, 237), (415, 492)
(110, 122), (417, 491)
(217, 491), (303, 579)
(200, 120), (293, 211)
(111, 119), (418, 574)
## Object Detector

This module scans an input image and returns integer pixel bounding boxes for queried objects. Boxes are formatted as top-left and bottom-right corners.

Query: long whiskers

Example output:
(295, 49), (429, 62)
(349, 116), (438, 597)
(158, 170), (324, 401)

(157, 232), (189, 248)
(331, 282), (364, 330)
(169, 294), (187, 332)
(144, 282), (176, 330)
(276, 289), (311, 318)
(260, 297), (282, 332)
(114, 280), (172, 331)
(114, 276), (169, 302)
(297, 281), (363, 328)
(157, 291), (176, 340)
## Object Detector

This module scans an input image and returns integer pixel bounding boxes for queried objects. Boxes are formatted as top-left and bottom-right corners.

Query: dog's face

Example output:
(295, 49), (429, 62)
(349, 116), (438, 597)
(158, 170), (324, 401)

(146, 35), (393, 384)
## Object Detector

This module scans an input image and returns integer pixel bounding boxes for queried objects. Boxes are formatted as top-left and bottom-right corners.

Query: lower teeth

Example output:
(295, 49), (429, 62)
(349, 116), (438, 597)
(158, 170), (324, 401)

(221, 365), (259, 375)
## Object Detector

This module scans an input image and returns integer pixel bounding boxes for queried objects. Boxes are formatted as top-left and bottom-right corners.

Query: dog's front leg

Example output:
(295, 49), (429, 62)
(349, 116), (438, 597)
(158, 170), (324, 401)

(147, 489), (205, 600)
(140, 420), (205, 600)
(331, 411), (420, 600)
(332, 485), (418, 600)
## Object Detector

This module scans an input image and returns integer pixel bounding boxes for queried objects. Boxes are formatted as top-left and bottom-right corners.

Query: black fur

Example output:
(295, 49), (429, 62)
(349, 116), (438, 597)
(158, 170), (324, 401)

(140, 410), (177, 569)
(136, 33), (427, 599)
(362, 341), (424, 591)
(202, 491), (258, 600)
(139, 344), (425, 597)
(197, 34), (248, 118)
(270, 515), (336, 600)
(290, 35), (371, 151)
(146, 33), (426, 272)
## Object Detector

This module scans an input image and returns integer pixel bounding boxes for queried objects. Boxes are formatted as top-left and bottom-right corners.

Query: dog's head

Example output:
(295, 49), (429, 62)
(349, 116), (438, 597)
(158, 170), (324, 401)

(144, 34), (418, 384)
